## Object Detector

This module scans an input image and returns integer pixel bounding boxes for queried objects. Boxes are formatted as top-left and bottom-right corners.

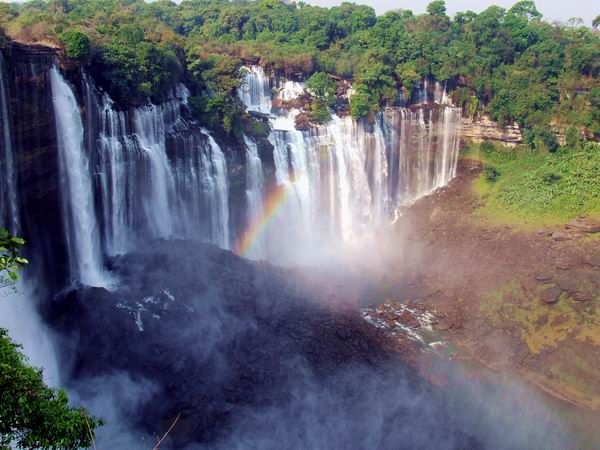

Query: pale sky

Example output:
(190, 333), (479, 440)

(304, 0), (598, 25)
(1, 0), (597, 25)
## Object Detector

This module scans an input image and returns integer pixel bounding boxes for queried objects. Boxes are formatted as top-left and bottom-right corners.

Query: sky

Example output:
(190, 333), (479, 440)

(304, 0), (598, 25)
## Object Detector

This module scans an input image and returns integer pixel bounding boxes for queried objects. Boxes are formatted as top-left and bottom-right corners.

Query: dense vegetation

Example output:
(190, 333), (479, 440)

(0, 231), (102, 449)
(0, 0), (598, 138)
(471, 142), (600, 225)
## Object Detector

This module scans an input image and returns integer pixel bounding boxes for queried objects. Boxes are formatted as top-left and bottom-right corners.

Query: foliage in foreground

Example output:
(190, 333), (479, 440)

(0, 228), (28, 290)
(0, 329), (103, 449)
(472, 142), (600, 224)
(0, 231), (102, 449)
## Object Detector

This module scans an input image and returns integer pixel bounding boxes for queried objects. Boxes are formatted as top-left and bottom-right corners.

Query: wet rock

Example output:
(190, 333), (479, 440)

(540, 287), (563, 304)
(566, 217), (600, 234)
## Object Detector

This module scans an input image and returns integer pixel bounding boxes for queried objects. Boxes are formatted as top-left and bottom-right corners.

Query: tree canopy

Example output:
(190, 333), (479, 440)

(0, 0), (598, 136)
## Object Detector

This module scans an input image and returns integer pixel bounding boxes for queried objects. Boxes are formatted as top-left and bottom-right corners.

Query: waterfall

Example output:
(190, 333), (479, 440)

(238, 66), (463, 263)
(0, 50), (19, 233)
(83, 76), (231, 253)
(204, 133), (230, 249)
(238, 66), (272, 114)
(133, 105), (176, 239)
(50, 66), (105, 286)
(243, 136), (265, 259)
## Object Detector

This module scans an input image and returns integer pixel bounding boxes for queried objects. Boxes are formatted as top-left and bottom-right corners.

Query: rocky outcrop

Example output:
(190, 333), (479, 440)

(43, 240), (403, 447)
(461, 115), (522, 146)
(1, 42), (70, 290)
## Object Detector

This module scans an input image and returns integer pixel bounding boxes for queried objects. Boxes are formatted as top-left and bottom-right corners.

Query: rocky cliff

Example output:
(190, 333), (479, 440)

(460, 115), (523, 146)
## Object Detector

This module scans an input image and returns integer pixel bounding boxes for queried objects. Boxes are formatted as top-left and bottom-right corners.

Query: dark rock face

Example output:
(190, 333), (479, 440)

(2, 43), (69, 290)
(44, 240), (490, 449)
(46, 241), (389, 445)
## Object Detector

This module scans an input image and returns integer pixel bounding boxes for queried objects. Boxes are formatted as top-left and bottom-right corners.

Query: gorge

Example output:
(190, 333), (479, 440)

(0, 1), (599, 445)
(0, 43), (465, 278)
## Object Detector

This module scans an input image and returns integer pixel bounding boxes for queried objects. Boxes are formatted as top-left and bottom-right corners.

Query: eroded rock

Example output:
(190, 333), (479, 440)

(540, 287), (563, 304)
(566, 218), (600, 234)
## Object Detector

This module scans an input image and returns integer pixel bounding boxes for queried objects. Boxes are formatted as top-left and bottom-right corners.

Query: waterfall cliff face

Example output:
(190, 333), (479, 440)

(0, 51), (19, 234)
(84, 79), (231, 255)
(0, 49), (462, 288)
(1, 47), (234, 287)
(50, 67), (106, 286)
(238, 66), (462, 263)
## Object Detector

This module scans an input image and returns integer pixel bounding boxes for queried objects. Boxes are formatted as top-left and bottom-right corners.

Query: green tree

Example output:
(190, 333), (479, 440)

(310, 99), (332, 124)
(0, 329), (103, 449)
(395, 62), (421, 99)
(306, 71), (336, 106)
(0, 230), (102, 448)
(59, 29), (91, 59)
(593, 15), (600, 29)
(426, 1), (447, 16)
(349, 85), (371, 119)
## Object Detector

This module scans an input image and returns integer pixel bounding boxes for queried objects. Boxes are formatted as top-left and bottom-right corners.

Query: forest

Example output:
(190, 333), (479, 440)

(1, 0), (599, 146)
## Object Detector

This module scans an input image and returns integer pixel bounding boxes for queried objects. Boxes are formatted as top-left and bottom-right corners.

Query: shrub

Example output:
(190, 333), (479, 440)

(0, 328), (102, 448)
(60, 29), (90, 59)
(306, 72), (336, 107)
(310, 99), (332, 124)
(480, 141), (497, 155)
(349, 86), (371, 119)
(484, 165), (500, 181)
(247, 119), (270, 138)
(565, 126), (583, 151)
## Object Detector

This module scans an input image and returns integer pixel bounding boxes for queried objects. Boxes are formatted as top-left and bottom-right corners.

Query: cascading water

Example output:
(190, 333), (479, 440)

(83, 78), (232, 254)
(243, 136), (265, 259)
(238, 66), (463, 263)
(50, 66), (105, 286)
(0, 50), (19, 234)
(5, 58), (461, 283)
(203, 133), (230, 249)
(238, 66), (272, 115)
(132, 105), (176, 239)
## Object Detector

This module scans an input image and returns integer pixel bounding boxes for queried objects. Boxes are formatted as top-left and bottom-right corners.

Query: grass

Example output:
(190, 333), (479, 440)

(466, 142), (600, 227)
(478, 279), (600, 407)
(479, 279), (600, 355)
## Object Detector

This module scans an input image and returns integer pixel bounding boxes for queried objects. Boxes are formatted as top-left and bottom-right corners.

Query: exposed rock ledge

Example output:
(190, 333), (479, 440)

(461, 115), (522, 146)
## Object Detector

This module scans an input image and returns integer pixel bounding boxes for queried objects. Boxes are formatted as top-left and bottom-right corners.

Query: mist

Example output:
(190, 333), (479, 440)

(38, 239), (573, 450)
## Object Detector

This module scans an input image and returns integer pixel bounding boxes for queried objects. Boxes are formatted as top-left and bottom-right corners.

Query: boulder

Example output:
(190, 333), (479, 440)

(554, 256), (581, 271)
(539, 287), (563, 304)
(536, 314), (549, 326)
(566, 217), (600, 234)
(551, 231), (574, 242)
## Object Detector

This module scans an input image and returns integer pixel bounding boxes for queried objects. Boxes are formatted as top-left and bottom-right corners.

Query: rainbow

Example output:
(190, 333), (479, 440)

(234, 184), (289, 257)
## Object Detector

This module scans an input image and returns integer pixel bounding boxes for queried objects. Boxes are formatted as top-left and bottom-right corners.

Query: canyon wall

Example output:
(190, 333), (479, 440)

(461, 115), (523, 146)
(1, 44), (467, 290)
